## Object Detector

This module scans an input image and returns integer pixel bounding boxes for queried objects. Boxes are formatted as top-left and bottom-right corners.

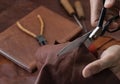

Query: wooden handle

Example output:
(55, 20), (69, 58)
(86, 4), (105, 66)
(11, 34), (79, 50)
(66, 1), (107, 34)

(60, 0), (75, 15)
(74, 0), (85, 19)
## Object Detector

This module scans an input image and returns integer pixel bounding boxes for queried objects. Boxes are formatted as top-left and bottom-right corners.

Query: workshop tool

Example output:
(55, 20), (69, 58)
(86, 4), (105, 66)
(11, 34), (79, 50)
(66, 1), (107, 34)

(89, 7), (106, 40)
(57, 6), (120, 56)
(89, 0), (107, 39)
(60, 0), (87, 32)
(17, 15), (47, 83)
(74, 0), (87, 32)
(16, 15), (47, 45)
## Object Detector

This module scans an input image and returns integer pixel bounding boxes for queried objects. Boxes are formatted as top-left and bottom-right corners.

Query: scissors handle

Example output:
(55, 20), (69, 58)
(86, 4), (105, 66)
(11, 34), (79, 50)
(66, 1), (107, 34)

(101, 15), (120, 35)
(98, 0), (106, 27)
(98, 7), (106, 27)
(89, 0), (106, 39)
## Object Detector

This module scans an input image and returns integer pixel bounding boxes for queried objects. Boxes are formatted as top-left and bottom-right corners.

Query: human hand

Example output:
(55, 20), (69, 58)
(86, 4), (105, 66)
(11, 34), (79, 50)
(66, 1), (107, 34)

(90, 0), (120, 28)
(82, 45), (120, 79)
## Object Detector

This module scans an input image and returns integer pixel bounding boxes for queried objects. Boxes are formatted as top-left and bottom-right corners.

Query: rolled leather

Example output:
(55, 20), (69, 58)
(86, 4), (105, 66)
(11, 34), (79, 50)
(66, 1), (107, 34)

(35, 43), (120, 84)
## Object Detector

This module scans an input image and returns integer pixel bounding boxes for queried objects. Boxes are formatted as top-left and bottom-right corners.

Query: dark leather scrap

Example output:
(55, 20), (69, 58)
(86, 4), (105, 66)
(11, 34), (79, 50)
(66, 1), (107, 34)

(35, 43), (120, 84)
(0, 56), (36, 84)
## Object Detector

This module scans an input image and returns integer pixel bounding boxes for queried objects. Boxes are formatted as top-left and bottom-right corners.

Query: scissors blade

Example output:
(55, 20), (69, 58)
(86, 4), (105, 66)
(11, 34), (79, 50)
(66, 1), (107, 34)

(57, 31), (92, 56)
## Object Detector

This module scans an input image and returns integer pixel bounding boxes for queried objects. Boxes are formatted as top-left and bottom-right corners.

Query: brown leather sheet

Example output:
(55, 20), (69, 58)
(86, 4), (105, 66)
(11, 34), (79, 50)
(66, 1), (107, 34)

(35, 44), (120, 84)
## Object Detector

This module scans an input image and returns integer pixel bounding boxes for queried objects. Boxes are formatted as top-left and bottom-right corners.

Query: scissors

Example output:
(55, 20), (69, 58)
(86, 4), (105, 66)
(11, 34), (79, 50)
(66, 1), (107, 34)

(57, 7), (120, 56)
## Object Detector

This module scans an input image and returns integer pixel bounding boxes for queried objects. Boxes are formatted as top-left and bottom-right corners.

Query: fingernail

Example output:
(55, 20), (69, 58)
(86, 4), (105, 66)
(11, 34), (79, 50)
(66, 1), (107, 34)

(83, 70), (92, 78)
(104, 0), (115, 8)
(104, 0), (110, 8)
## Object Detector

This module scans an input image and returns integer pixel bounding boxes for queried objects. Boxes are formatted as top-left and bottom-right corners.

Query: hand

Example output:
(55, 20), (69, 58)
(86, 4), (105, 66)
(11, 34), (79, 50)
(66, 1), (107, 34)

(82, 45), (120, 79)
(90, 0), (120, 28)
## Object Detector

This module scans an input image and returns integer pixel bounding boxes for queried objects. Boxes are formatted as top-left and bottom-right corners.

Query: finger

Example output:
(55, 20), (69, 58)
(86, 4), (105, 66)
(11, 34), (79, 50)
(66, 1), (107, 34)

(82, 57), (112, 78)
(104, 0), (116, 8)
(82, 45), (120, 78)
(90, 0), (102, 27)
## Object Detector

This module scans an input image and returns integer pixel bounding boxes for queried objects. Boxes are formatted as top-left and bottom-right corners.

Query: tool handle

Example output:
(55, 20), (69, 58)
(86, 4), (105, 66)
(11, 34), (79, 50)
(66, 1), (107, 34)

(97, 0), (106, 27)
(74, 0), (85, 19)
(60, 0), (75, 15)
(97, 7), (106, 27)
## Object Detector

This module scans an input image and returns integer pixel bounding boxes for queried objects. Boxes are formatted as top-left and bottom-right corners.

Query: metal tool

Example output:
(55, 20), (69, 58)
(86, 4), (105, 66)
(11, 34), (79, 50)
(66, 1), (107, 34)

(16, 15), (47, 45)
(57, 8), (120, 56)
(89, 7), (106, 40)
(57, 31), (92, 56)
(60, 0), (87, 31)
(89, 0), (107, 39)
(74, 0), (87, 32)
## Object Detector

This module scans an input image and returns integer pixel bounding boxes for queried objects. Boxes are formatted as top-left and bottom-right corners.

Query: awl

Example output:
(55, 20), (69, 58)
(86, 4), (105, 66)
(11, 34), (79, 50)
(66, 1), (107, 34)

(60, 0), (84, 29)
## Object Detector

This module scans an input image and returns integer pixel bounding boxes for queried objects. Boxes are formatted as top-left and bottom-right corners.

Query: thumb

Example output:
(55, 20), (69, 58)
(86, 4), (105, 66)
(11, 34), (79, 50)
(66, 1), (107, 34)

(82, 58), (111, 78)
(104, 0), (116, 8)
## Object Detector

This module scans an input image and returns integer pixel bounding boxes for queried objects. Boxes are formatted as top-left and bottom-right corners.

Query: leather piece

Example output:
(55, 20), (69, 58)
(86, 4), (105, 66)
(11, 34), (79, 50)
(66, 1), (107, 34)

(106, 31), (120, 41)
(0, 0), (40, 32)
(0, 56), (37, 84)
(35, 44), (120, 84)
(90, 36), (120, 52)
(56, 28), (81, 43)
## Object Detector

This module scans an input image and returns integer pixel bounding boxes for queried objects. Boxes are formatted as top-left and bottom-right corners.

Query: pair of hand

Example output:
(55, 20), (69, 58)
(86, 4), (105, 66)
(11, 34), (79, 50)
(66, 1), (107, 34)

(83, 0), (120, 79)
(35, 0), (120, 80)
